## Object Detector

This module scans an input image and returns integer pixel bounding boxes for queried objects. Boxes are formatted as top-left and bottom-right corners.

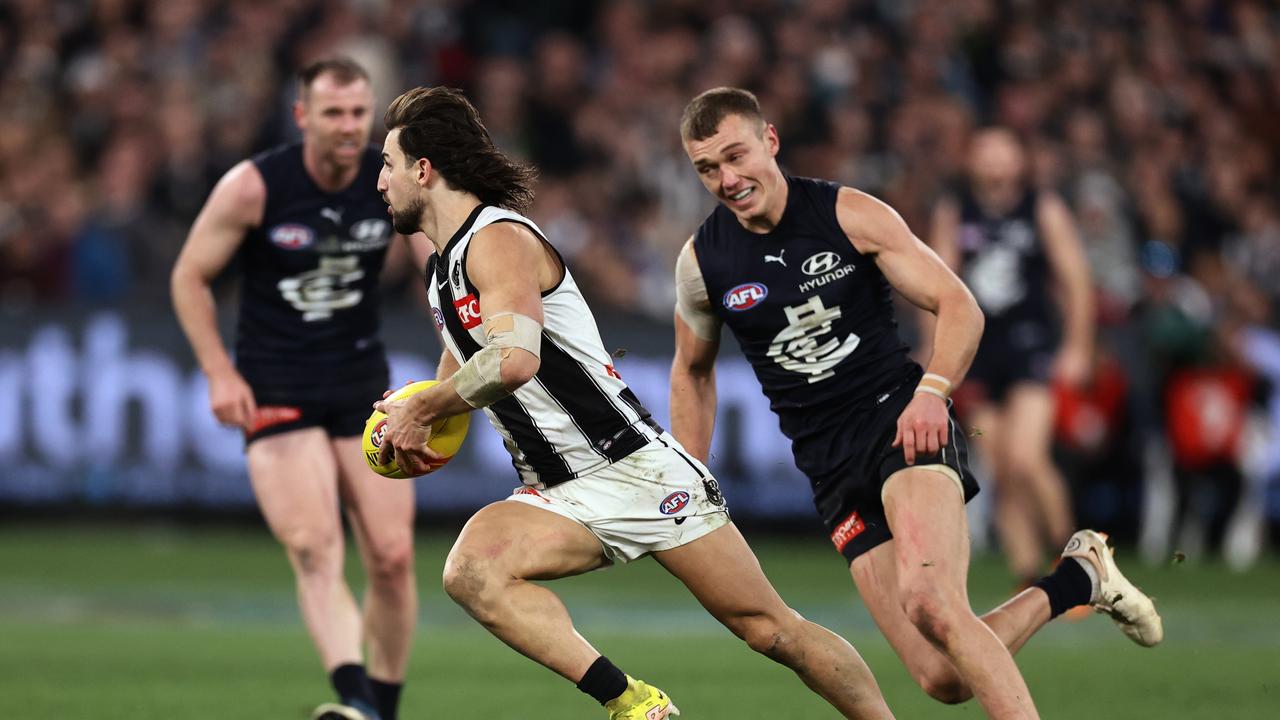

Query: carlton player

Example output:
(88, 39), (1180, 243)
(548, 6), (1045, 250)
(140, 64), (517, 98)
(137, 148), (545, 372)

(669, 87), (1161, 720)
(929, 128), (1096, 586)
(171, 58), (427, 720)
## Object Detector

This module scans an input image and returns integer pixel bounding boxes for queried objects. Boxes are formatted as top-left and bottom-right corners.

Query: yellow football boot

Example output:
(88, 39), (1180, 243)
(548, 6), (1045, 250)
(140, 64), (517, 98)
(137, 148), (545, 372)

(604, 676), (680, 719)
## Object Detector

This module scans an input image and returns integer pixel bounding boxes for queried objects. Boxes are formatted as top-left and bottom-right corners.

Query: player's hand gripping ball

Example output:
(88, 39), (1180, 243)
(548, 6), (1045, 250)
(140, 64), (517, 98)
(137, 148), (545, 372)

(363, 380), (469, 478)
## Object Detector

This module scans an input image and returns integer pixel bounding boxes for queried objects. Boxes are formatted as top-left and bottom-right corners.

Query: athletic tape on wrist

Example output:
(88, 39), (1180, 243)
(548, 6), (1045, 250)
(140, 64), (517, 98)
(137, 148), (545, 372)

(913, 384), (948, 400)
(452, 345), (508, 408)
(921, 372), (953, 392)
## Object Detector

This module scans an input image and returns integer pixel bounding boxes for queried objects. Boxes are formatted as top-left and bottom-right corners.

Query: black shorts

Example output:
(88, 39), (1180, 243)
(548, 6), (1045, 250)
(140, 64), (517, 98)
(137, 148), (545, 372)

(965, 318), (1058, 403)
(813, 379), (981, 564)
(242, 371), (390, 446)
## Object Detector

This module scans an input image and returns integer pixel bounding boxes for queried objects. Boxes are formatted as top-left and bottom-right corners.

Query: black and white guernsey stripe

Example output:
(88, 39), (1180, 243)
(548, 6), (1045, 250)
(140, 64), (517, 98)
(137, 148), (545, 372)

(427, 205), (662, 487)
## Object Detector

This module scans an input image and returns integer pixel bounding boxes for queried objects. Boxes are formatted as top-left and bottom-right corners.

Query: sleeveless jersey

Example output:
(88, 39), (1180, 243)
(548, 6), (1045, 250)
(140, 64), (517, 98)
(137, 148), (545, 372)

(955, 186), (1055, 331)
(693, 175), (917, 482)
(235, 143), (393, 392)
(427, 205), (663, 487)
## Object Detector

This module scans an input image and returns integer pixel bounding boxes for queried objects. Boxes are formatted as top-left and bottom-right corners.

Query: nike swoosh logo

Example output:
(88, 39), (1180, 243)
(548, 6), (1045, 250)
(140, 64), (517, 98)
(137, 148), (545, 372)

(436, 277), (449, 289)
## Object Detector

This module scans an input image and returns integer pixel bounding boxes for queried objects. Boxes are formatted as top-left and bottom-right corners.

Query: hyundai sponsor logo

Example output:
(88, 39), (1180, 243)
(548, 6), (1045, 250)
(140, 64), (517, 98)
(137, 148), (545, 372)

(802, 251), (842, 276)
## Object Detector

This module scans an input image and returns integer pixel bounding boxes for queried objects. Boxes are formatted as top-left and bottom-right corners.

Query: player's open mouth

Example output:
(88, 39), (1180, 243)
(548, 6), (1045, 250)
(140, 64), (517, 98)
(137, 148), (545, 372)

(727, 187), (754, 204)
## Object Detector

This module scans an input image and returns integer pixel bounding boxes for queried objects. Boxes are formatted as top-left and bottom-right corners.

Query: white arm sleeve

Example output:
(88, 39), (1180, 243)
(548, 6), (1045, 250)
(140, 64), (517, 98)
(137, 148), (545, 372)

(674, 238), (721, 342)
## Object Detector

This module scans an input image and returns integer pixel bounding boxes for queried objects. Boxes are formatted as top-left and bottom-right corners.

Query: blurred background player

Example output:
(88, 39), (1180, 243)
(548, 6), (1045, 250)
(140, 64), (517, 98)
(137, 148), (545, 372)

(670, 88), (1160, 719)
(170, 57), (428, 720)
(374, 85), (894, 720)
(929, 128), (1096, 586)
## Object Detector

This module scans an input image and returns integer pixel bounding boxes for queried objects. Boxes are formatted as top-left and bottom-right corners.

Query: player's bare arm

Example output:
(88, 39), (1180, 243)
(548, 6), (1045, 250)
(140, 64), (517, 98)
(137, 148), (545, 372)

(170, 160), (266, 430)
(1037, 192), (1095, 387)
(376, 222), (549, 473)
(669, 237), (723, 463)
(914, 196), (965, 362)
(837, 187), (984, 463)
(436, 349), (461, 381)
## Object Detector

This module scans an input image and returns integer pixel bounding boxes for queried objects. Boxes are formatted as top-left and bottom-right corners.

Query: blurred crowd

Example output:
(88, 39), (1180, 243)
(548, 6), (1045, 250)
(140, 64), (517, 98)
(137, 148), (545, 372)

(2, 0), (1280, 555)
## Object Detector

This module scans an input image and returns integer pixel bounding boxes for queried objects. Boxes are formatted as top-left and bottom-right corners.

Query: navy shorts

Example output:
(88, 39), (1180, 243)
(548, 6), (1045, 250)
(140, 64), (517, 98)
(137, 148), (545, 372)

(242, 371), (390, 446)
(965, 318), (1058, 403)
(813, 379), (981, 564)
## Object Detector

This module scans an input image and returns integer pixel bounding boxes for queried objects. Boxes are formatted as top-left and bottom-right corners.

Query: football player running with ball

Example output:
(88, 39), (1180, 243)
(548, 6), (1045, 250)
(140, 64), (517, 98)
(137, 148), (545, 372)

(171, 58), (430, 720)
(669, 87), (1163, 720)
(374, 85), (895, 720)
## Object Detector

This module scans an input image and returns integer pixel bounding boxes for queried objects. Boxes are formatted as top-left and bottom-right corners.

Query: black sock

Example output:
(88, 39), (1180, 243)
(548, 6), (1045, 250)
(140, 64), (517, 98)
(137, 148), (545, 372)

(369, 677), (403, 720)
(576, 656), (629, 706)
(1032, 558), (1094, 619)
(330, 663), (376, 707)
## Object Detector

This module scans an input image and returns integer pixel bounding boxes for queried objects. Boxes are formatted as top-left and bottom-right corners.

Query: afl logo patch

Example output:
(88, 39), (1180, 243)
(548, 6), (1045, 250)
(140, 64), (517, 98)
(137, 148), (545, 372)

(432, 307), (445, 330)
(369, 419), (388, 448)
(802, 251), (842, 276)
(269, 224), (315, 250)
(659, 491), (691, 515)
(723, 282), (768, 312)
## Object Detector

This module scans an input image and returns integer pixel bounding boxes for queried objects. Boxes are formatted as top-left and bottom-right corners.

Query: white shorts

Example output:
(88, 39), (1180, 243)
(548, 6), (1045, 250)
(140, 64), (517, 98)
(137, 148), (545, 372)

(505, 433), (731, 563)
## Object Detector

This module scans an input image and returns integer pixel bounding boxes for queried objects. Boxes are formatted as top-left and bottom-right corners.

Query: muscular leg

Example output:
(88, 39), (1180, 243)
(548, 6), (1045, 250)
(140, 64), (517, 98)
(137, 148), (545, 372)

(973, 400), (1045, 581)
(1004, 384), (1075, 552)
(334, 436), (417, 683)
(852, 541), (1051, 705)
(876, 468), (1039, 718)
(441, 501), (610, 682)
(248, 429), (362, 671)
(654, 523), (893, 719)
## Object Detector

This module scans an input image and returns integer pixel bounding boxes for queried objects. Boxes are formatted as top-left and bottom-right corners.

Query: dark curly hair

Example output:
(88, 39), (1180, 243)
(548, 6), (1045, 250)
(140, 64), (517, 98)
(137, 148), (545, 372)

(384, 86), (537, 213)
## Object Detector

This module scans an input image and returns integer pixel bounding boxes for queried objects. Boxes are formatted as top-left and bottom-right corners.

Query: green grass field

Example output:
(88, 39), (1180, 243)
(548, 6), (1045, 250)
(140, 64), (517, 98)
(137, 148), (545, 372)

(1, 522), (1276, 719)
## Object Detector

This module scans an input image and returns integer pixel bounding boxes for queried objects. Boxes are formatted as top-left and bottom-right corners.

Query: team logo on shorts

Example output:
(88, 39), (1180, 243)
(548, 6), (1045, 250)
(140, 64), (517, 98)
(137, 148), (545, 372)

(369, 419), (388, 448)
(702, 477), (725, 506)
(269, 223), (315, 250)
(659, 491), (691, 515)
(723, 282), (768, 311)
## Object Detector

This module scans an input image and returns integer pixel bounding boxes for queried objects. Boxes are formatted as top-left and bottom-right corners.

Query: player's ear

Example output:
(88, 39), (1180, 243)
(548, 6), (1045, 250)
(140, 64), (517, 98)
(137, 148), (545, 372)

(416, 157), (433, 187)
(292, 98), (307, 131)
(764, 123), (780, 157)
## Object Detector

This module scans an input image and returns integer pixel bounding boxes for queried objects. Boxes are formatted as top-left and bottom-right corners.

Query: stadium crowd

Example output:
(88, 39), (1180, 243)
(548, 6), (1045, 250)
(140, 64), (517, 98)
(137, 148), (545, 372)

(2, 0), (1279, 557)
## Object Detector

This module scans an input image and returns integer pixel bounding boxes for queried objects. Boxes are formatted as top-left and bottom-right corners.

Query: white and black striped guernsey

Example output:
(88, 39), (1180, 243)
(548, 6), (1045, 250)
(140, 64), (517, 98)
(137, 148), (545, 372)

(427, 205), (663, 487)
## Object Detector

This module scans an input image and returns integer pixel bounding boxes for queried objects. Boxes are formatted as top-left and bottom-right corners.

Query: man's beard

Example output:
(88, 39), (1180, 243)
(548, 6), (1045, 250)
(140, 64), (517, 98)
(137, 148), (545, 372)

(390, 195), (425, 235)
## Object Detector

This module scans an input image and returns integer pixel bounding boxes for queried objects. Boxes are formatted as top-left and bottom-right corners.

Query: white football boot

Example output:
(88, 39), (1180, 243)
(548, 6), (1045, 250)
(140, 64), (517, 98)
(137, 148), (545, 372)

(1062, 529), (1164, 647)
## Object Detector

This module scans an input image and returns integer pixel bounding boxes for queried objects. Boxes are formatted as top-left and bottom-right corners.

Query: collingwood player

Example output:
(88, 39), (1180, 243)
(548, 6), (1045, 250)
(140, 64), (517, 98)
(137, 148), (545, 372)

(372, 86), (895, 720)
(669, 87), (1162, 720)
(171, 58), (427, 720)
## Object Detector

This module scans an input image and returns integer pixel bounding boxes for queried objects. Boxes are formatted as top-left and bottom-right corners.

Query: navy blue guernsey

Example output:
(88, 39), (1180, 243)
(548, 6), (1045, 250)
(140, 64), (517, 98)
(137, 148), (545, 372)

(955, 186), (1056, 332)
(235, 143), (392, 393)
(694, 175), (917, 482)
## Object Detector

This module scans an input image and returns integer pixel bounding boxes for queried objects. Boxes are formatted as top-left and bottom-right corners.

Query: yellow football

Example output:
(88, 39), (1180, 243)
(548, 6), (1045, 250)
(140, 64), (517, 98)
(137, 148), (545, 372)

(362, 380), (469, 478)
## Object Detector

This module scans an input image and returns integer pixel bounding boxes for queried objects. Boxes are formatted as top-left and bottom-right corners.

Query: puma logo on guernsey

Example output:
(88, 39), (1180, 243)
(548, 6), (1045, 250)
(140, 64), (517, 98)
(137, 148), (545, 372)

(764, 249), (786, 267)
